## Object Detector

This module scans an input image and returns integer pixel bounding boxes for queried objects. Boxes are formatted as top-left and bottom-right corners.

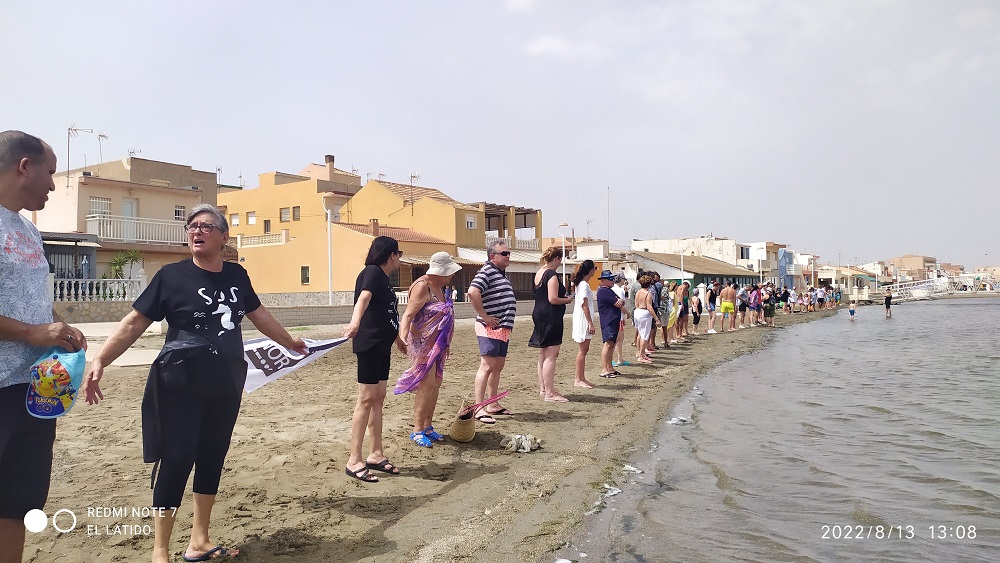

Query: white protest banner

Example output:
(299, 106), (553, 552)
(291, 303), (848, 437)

(243, 337), (348, 393)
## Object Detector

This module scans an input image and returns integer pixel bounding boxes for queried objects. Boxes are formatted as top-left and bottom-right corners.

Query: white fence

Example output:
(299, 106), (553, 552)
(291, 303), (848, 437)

(86, 214), (187, 245)
(52, 277), (143, 303)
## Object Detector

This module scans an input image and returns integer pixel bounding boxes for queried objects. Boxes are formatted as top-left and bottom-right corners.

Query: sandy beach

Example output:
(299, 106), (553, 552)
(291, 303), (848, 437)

(25, 308), (835, 563)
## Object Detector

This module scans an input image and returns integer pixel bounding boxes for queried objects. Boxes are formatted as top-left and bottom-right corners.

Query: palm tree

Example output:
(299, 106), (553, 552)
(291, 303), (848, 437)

(107, 249), (143, 279)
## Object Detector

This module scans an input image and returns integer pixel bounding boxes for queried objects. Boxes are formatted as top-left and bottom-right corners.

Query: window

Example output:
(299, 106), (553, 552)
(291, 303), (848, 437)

(300, 266), (310, 285)
(292, 206), (301, 221)
(466, 214), (476, 230)
(230, 214), (239, 226)
(89, 197), (111, 216)
(247, 212), (256, 225)
(280, 207), (290, 222)
(740, 247), (751, 260)
(263, 219), (271, 234)
(174, 206), (186, 221)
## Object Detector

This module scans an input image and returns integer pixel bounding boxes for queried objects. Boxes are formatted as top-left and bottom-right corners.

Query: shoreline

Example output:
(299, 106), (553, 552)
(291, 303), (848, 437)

(26, 308), (835, 562)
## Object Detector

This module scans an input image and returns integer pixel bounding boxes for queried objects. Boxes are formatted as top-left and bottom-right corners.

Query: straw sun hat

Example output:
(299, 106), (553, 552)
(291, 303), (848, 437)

(427, 251), (462, 276)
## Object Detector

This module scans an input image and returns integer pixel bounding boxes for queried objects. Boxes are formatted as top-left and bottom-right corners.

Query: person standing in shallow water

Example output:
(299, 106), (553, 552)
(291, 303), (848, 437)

(884, 289), (893, 318)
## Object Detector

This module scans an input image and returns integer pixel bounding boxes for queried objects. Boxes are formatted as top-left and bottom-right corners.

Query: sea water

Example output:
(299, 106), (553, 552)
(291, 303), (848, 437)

(564, 298), (1000, 562)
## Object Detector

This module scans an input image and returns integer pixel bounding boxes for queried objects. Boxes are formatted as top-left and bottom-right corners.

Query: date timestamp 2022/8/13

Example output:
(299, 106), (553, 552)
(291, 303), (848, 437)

(821, 525), (977, 540)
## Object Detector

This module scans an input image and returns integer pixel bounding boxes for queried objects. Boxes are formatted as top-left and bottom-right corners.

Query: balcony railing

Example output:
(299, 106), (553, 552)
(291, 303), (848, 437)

(86, 214), (187, 245)
(53, 278), (142, 302)
(514, 238), (540, 250)
(236, 230), (290, 248)
(485, 235), (540, 251)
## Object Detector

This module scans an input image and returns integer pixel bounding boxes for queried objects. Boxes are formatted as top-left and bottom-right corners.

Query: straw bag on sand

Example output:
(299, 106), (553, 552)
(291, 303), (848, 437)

(449, 401), (476, 443)
(448, 390), (511, 443)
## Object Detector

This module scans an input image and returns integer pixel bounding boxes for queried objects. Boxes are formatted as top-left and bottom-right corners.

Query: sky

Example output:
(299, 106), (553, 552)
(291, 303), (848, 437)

(2, 0), (997, 268)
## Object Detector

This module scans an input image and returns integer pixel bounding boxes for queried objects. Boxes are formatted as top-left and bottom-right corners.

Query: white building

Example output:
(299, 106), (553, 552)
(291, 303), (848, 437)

(631, 235), (752, 268)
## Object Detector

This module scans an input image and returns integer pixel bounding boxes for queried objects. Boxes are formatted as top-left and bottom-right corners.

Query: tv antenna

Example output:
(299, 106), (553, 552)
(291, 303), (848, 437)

(66, 123), (94, 188)
(586, 219), (593, 239)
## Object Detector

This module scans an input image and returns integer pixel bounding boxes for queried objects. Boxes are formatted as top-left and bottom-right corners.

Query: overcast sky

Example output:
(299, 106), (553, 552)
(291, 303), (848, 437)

(2, 1), (997, 268)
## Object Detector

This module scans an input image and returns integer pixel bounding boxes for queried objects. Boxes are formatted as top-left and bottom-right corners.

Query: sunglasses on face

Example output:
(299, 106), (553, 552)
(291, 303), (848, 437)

(496, 251), (511, 257)
(185, 223), (222, 234)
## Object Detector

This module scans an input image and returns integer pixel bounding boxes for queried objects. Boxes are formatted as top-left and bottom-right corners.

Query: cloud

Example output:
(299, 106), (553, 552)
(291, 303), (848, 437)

(525, 35), (601, 59)
(504, 0), (536, 13)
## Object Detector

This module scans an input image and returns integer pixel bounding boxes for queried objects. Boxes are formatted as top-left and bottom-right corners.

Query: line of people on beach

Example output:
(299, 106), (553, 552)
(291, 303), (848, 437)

(0, 130), (889, 563)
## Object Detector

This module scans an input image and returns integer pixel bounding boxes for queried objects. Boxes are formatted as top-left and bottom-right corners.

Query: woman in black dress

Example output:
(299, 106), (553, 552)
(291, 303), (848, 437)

(529, 247), (574, 402)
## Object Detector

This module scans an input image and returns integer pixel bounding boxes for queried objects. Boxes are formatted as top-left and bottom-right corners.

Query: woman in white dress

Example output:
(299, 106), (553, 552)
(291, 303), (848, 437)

(571, 260), (598, 389)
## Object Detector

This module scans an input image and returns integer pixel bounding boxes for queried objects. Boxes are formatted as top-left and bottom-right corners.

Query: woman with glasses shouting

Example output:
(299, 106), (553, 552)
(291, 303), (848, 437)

(80, 204), (308, 563)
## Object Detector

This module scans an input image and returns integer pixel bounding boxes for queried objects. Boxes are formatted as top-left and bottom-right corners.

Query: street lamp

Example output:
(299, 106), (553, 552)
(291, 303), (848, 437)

(557, 222), (569, 285)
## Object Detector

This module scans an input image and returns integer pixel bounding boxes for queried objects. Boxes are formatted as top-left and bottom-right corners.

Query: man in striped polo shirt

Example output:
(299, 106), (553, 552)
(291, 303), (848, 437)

(468, 241), (517, 423)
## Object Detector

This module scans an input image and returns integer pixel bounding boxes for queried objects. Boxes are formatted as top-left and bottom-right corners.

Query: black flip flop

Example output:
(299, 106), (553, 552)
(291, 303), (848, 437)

(599, 372), (618, 378)
(345, 466), (378, 482)
(475, 413), (496, 424)
(366, 459), (400, 475)
(182, 546), (230, 561)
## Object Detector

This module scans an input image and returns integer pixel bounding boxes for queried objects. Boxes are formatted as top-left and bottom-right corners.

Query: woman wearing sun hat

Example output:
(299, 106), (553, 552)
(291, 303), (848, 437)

(395, 251), (461, 447)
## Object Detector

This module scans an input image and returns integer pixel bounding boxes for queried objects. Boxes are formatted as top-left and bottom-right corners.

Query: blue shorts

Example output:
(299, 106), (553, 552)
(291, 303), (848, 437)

(849, 309), (855, 316)
(476, 324), (511, 357)
(601, 323), (620, 343)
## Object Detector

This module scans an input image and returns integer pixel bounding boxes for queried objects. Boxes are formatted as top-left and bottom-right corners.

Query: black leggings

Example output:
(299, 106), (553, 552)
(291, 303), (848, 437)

(153, 387), (242, 509)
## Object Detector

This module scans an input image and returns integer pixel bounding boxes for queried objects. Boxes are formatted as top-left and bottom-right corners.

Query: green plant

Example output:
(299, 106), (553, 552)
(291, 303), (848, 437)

(107, 249), (143, 279)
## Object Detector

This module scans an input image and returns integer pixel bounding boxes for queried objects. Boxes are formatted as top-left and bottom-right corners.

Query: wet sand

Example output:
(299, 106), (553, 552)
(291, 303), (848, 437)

(25, 308), (835, 562)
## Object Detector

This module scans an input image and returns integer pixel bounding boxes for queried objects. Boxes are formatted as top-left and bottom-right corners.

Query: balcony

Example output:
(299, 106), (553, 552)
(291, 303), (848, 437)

(485, 235), (540, 251)
(86, 214), (186, 245)
(236, 230), (290, 248)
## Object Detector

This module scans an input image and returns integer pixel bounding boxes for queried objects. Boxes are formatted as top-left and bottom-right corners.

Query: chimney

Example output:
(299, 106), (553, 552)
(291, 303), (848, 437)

(370, 218), (380, 237)
(324, 155), (335, 181)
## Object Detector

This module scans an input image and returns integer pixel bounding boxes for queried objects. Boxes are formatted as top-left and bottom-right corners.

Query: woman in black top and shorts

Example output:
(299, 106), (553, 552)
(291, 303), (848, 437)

(343, 236), (408, 483)
(529, 247), (574, 402)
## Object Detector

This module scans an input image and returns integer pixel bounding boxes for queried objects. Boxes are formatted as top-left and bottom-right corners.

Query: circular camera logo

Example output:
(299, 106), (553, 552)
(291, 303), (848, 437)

(23, 509), (77, 533)
(23, 510), (47, 533)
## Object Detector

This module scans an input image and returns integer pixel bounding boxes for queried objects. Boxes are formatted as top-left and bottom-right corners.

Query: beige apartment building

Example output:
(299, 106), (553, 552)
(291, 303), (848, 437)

(219, 164), (545, 304)
(888, 254), (937, 281)
(30, 157), (220, 278)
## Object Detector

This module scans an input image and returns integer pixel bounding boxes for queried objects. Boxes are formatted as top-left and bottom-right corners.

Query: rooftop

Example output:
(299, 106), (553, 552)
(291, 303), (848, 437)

(376, 181), (480, 211)
(631, 251), (756, 277)
(339, 222), (452, 244)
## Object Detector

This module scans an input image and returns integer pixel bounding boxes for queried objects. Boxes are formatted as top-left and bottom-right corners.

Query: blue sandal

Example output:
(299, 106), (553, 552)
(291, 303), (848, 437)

(423, 426), (445, 442)
(410, 431), (433, 448)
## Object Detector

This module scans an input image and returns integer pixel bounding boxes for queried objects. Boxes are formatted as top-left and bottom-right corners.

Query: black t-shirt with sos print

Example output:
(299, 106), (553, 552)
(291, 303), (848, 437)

(133, 259), (262, 358)
(353, 265), (399, 353)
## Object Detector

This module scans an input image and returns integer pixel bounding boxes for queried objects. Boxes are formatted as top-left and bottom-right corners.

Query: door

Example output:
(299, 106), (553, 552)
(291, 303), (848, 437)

(121, 198), (137, 242)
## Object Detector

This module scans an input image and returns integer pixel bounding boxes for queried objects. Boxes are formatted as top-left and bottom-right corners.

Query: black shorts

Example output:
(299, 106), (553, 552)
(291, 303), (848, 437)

(818, 298), (825, 304)
(356, 345), (392, 385)
(0, 383), (56, 519)
(601, 324), (620, 343)
(692, 313), (701, 325)
(738, 303), (748, 312)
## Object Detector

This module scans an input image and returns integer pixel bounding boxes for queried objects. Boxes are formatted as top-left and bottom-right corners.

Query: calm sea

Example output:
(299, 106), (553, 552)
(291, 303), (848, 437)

(563, 298), (1000, 562)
